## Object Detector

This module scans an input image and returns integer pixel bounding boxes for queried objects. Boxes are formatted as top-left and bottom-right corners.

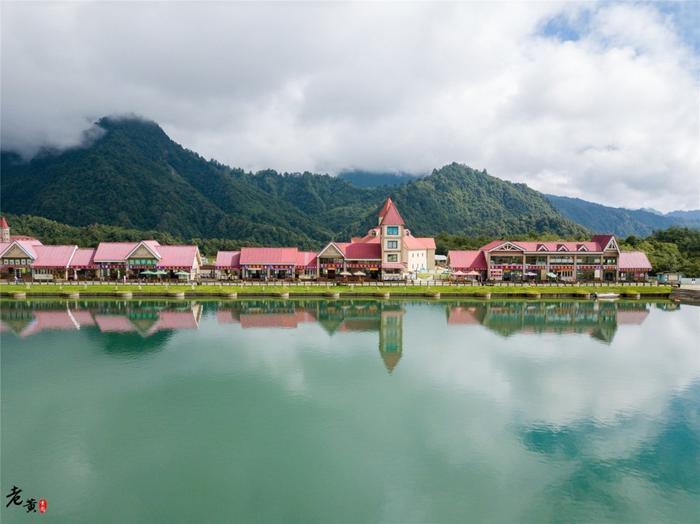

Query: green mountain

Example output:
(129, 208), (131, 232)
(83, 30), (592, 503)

(546, 195), (700, 238)
(337, 170), (423, 188)
(1, 116), (587, 247)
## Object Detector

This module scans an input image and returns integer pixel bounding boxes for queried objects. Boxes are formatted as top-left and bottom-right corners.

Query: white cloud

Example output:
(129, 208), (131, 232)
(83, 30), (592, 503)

(1, 1), (698, 211)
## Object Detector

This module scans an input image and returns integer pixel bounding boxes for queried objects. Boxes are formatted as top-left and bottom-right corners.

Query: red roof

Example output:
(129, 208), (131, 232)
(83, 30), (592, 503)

(379, 198), (405, 226)
(69, 248), (96, 268)
(0, 239), (42, 259)
(480, 239), (603, 252)
(0, 217), (8, 228)
(156, 245), (198, 269)
(378, 198), (394, 219)
(239, 247), (299, 266)
(215, 251), (241, 269)
(619, 251), (652, 270)
(403, 236), (436, 249)
(592, 234), (615, 249)
(296, 251), (317, 267)
(94, 242), (139, 262)
(337, 242), (382, 260)
(448, 250), (488, 270)
(31, 245), (77, 268)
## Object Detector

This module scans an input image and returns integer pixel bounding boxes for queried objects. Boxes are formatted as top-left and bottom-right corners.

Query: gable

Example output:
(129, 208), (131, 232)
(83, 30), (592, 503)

(556, 244), (569, 252)
(127, 242), (160, 260)
(2, 244), (33, 259)
(604, 237), (619, 252)
(490, 242), (524, 252)
(537, 244), (548, 252)
(577, 244), (588, 252)
(318, 243), (345, 259)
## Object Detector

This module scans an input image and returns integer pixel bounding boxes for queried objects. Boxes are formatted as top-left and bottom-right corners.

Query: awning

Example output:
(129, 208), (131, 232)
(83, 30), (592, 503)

(382, 262), (405, 270)
(465, 270), (481, 276)
(353, 271), (366, 276)
(339, 271), (352, 276)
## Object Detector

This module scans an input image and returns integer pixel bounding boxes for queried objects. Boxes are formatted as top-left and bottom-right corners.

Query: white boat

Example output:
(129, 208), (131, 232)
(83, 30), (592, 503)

(594, 292), (620, 300)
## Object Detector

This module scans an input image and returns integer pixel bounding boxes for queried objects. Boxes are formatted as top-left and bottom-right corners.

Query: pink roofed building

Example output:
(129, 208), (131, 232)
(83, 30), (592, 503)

(448, 234), (652, 282)
(215, 251), (241, 280)
(313, 197), (436, 280)
(92, 240), (201, 280)
(238, 247), (300, 280)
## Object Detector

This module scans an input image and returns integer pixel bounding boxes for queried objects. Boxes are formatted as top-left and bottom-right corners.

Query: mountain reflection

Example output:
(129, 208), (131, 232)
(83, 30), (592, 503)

(446, 300), (657, 343)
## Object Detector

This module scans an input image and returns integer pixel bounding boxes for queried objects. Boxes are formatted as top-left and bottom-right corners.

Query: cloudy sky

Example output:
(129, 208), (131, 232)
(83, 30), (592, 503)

(1, 1), (698, 211)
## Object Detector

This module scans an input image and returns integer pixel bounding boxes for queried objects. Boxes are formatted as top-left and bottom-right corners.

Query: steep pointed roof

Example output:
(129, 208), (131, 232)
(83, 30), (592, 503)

(378, 197), (393, 218)
(378, 197), (405, 226)
(0, 217), (8, 228)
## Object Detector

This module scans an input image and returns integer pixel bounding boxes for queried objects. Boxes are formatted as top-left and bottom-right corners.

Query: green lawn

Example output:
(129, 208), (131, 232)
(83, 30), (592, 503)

(0, 283), (672, 297)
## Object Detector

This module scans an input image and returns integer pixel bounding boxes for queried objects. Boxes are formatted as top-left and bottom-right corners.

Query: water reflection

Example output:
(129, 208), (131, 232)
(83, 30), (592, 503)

(0, 300), (201, 337)
(0, 298), (676, 369)
(446, 300), (661, 343)
(216, 300), (405, 372)
(1, 298), (697, 523)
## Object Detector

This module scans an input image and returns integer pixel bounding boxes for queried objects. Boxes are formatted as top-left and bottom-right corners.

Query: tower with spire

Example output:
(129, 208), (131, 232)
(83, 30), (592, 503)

(0, 217), (10, 243)
(377, 197), (406, 278)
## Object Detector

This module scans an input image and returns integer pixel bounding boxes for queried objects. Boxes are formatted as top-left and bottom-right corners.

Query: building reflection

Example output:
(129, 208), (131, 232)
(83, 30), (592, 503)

(446, 300), (653, 343)
(216, 300), (405, 372)
(0, 300), (202, 338)
(1, 299), (666, 365)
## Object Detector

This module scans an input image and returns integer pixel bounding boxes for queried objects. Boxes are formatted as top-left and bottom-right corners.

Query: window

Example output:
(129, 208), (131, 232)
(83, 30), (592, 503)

(387, 254), (398, 262)
(386, 240), (398, 249)
(386, 226), (399, 236)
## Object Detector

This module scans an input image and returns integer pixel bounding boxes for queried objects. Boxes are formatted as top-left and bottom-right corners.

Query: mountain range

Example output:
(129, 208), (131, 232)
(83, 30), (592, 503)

(0, 116), (696, 248)
(338, 168), (700, 238)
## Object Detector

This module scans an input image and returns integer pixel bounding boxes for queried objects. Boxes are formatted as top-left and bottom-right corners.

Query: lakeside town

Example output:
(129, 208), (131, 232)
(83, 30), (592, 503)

(1, 198), (653, 285)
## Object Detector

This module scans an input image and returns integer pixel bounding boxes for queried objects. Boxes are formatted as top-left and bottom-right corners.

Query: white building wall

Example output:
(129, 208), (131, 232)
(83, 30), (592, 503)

(407, 249), (427, 271)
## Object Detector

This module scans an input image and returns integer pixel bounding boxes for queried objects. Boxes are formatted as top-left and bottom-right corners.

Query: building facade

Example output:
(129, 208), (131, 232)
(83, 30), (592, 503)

(448, 235), (652, 282)
(315, 197), (436, 280)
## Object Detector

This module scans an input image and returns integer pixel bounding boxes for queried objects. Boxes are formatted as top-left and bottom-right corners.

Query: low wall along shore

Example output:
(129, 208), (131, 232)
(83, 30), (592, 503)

(0, 283), (672, 300)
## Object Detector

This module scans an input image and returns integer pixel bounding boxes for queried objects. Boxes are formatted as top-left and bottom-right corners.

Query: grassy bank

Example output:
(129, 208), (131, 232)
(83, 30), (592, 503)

(0, 283), (672, 298)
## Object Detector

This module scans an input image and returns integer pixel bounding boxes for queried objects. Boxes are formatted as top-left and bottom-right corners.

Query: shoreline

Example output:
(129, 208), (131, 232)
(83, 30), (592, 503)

(0, 284), (672, 300)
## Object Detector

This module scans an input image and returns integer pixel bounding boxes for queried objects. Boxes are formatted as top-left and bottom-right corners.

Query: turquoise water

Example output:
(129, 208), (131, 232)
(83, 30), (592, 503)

(1, 299), (698, 523)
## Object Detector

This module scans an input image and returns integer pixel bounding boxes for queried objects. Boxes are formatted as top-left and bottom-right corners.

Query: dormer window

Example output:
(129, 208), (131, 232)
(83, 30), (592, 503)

(557, 244), (568, 252)
(577, 244), (588, 252)
(537, 244), (548, 252)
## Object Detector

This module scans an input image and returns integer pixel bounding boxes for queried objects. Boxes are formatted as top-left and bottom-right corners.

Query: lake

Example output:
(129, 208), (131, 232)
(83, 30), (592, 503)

(1, 298), (698, 523)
